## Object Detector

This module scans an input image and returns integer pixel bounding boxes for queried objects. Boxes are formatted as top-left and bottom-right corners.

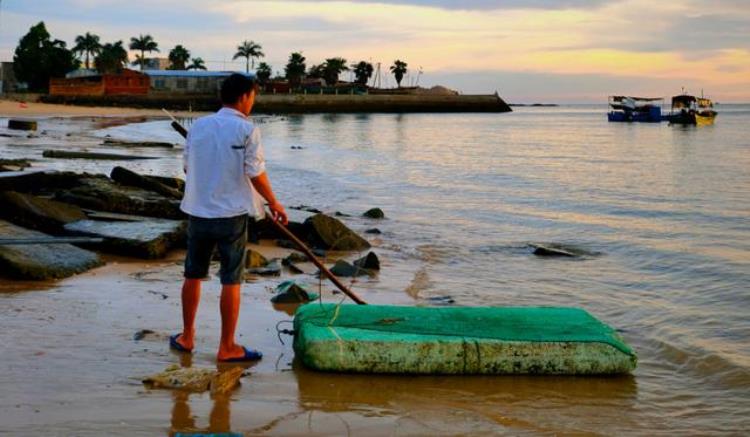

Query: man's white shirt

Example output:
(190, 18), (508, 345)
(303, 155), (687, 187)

(180, 107), (266, 219)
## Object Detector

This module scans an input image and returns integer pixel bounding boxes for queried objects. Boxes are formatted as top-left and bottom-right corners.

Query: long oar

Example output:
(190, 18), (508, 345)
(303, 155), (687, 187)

(164, 109), (367, 305)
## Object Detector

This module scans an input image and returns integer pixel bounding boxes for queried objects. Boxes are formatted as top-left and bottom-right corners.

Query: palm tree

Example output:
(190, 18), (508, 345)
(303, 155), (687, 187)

(168, 45), (191, 70)
(129, 34), (159, 71)
(307, 63), (324, 79)
(233, 40), (264, 73)
(390, 60), (408, 88)
(187, 57), (207, 70)
(284, 52), (306, 88)
(352, 61), (374, 86)
(322, 58), (348, 86)
(72, 32), (101, 70)
(95, 41), (128, 74)
(256, 62), (272, 85)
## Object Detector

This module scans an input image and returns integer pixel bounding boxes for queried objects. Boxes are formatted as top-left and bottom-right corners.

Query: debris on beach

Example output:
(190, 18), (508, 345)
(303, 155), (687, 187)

(270, 280), (319, 303)
(0, 191), (87, 234)
(7, 119), (37, 131)
(0, 159), (32, 172)
(63, 218), (186, 259)
(43, 149), (158, 160)
(110, 166), (182, 199)
(363, 208), (385, 219)
(142, 365), (244, 395)
(529, 243), (600, 258)
(133, 329), (156, 341)
(102, 138), (175, 148)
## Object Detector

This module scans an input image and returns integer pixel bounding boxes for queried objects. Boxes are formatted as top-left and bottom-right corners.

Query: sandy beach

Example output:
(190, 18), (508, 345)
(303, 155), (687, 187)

(0, 98), (201, 118)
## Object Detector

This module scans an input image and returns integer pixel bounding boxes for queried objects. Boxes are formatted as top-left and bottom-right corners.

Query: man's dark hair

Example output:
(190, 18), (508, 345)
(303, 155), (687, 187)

(220, 73), (258, 104)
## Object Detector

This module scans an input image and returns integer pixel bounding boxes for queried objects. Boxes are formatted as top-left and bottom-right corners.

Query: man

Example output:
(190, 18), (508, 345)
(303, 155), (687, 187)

(171, 73), (288, 362)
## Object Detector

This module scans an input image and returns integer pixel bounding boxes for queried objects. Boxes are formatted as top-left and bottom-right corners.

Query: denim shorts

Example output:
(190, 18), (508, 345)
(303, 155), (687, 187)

(184, 214), (247, 284)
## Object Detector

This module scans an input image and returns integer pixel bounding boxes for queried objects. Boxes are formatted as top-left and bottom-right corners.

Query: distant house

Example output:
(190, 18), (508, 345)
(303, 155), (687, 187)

(49, 69), (149, 96)
(144, 70), (254, 95)
(143, 58), (171, 70)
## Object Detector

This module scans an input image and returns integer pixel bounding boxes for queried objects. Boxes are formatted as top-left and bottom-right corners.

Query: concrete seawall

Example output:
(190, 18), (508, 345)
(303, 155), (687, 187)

(41, 93), (512, 114)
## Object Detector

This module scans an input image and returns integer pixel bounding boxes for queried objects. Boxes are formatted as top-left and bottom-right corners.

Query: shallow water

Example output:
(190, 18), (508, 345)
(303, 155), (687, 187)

(1, 105), (749, 434)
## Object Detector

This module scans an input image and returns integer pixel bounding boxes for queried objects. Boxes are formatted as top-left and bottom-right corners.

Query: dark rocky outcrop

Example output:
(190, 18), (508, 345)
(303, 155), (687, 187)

(270, 281), (319, 303)
(363, 208), (385, 219)
(55, 177), (183, 219)
(64, 218), (186, 259)
(146, 175), (185, 192)
(245, 248), (269, 268)
(353, 251), (380, 271)
(0, 170), (90, 194)
(304, 213), (370, 251)
(365, 228), (382, 234)
(329, 260), (372, 277)
(0, 191), (87, 234)
(0, 220), (103, 280)
(110, 166), (183, 199)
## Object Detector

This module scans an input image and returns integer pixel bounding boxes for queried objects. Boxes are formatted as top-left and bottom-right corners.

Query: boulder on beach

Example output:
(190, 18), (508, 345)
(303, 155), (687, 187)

(329, 259), (372, 277)
(55, 177), (183, 219)
(304, 213), (370, 251)
(270, 280), (319, 303)
(363, 208), (385, 219)
(0, 220), (103, 280)
(0, 191), (87, 234)
(354, 251), (380, 271)
(245, 248), (269, 268)
(64, 218), (186, 259)
(110, 166), (183, 199)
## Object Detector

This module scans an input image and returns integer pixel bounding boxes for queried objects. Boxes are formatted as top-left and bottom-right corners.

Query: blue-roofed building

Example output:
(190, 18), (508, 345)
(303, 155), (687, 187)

(143, 70), (255, 95)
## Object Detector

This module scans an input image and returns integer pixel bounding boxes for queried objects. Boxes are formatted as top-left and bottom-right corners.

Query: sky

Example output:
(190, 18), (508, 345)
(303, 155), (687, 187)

(0, 0), (748, 102)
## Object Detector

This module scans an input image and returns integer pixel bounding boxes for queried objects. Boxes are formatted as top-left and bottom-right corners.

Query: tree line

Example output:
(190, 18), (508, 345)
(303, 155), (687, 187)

(12, 21), (409, 92)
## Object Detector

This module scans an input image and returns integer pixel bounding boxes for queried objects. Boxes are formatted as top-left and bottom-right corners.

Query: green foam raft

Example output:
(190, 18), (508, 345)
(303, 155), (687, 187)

(293, 304), (637, 375)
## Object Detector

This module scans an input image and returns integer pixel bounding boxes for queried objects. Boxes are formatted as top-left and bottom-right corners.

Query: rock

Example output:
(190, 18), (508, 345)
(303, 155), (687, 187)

(110, 167), (183, 199)
(529, 243), (598, 258)
(8, 119), (37, 131)
(304, 213), (370, 251)
(284, 252), (308, 263)
(63, 218), (186, 259)
(353, 251), (380, 271)
(102, 139), (174, 148)
(281, 257), (304, 274)
(133, 329), (155, 341)
(0, 170), (89, 194)
(363, 208), (385, 219)
(334, 211), (351, 217)
(0, 191), (87, 234)
(0, 159), (32, 172)
(275, 239), (296, 250)
(329, 259), (372, 277)
(270, 280), (319, 303)
(246, 259), (281, 276)
(43, 150), (158, 160)
(365, 228), (382, 234)
(426, 295), (456, 305)
(245, 248), (268, 268)
(142, 365), (243, 395)
(290, 205), (322, 214)
(55, 177), (183, 219)
(145, 175), (185, 192)
(0, 220), (103, 280)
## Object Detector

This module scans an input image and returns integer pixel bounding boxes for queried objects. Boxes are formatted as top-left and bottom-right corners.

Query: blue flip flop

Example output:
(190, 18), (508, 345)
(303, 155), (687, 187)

(220, 346), (263, 362)
(169, 333), (193, 353)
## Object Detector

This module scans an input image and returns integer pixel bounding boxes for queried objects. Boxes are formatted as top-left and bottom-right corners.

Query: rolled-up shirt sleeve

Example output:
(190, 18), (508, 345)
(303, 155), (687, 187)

(244, 126), (266, 178)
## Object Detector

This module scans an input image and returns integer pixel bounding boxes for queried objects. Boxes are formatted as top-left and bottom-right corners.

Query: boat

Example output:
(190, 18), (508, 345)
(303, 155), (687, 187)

(607, 96), (664, 122)
(667, 94), (717, 125)
(293, 303), (637, 375)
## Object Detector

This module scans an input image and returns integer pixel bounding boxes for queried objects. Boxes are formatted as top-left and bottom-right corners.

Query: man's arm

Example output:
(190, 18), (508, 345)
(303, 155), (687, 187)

(249, 172), (288, 225)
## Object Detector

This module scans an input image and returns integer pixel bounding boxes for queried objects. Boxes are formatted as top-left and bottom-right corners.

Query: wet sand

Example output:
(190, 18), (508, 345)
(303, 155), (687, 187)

(0, 244), (639, 436)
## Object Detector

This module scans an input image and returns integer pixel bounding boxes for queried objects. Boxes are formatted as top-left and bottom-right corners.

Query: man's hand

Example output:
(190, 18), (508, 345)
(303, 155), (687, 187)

(268, 201), (288, 225)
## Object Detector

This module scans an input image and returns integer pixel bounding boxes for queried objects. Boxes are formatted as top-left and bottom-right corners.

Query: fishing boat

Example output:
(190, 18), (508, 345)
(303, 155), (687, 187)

(607, 96), (664, 122)
(667, 94), (717, 125)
